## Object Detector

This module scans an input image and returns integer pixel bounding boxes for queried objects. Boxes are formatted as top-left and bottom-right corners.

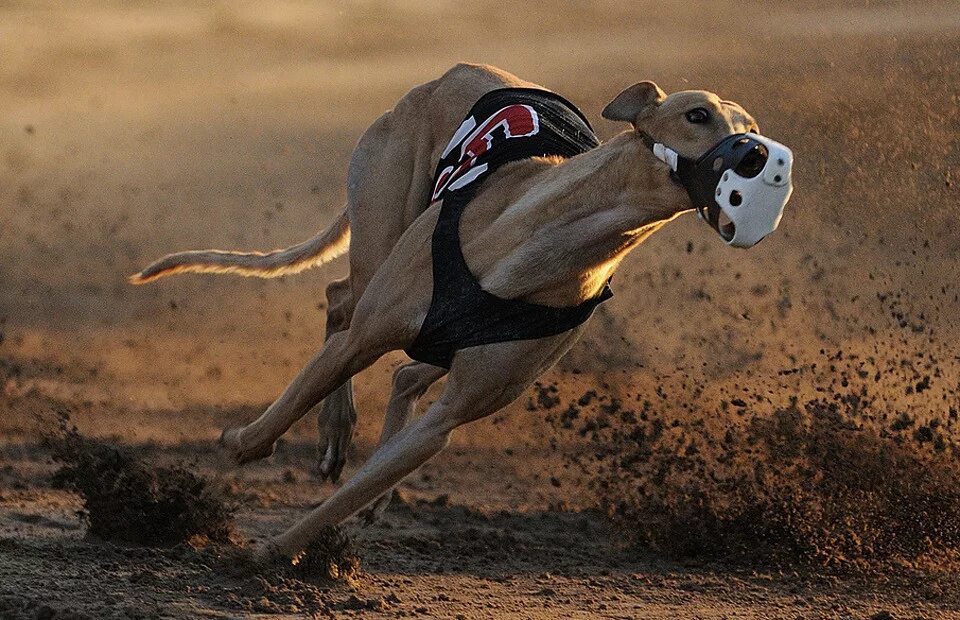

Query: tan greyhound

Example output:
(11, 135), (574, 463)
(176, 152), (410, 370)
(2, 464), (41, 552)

(132, 63), (760, 562)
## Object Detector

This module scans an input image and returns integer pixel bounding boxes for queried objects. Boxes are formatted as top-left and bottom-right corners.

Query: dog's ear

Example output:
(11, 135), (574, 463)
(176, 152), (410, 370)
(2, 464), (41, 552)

(601, 81), (667, 126)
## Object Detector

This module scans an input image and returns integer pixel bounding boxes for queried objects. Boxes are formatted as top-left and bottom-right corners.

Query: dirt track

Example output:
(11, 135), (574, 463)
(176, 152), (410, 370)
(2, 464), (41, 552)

(2, 1), (960, 618)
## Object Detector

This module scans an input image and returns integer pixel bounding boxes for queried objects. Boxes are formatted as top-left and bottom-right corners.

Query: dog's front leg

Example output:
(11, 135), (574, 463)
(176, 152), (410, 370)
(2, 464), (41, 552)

(259, 331), (583, 562)
(220, 329), (386, 465)
(262, 370), (516, 561)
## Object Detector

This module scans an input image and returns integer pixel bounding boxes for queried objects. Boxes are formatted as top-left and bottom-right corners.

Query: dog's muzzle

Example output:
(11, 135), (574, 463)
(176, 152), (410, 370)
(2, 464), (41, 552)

(645, 132), (794, 248)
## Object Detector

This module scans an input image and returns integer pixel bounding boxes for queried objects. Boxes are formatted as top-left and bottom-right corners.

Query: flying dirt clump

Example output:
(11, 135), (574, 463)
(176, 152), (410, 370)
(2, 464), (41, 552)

(596, 395), (960, 568)
(45, 412), (235, 546)
(547, 330), (960, 571)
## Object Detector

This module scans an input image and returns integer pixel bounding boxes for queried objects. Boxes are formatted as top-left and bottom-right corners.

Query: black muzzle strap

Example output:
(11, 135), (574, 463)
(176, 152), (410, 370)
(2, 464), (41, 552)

(637, 131), (770, 237)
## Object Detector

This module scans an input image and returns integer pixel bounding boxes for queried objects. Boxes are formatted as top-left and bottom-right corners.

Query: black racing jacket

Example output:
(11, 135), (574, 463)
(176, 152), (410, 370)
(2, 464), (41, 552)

(405, 88), (613, 369)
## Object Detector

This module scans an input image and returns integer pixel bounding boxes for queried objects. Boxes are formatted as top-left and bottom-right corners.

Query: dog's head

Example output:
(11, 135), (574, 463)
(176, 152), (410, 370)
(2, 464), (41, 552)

(602, 81), (758, 159)
(602, 82), (793, 248)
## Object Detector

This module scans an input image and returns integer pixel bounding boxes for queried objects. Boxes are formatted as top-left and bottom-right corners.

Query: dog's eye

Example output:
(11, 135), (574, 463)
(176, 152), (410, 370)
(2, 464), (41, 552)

(685, 108), (710, 124)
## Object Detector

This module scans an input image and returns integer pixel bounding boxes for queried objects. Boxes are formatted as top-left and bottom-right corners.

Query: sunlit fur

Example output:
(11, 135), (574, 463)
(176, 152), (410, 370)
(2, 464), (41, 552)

(129, 211), (350, 284)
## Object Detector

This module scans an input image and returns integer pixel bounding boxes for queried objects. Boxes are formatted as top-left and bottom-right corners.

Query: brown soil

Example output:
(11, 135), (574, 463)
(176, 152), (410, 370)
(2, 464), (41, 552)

(45, 412), (235, 547)
(2, 1), (960, 618)
(548, 341), (960, 570)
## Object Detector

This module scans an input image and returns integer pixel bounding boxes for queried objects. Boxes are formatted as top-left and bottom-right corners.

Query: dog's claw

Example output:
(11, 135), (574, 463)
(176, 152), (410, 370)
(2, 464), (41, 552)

(219, 426), (275, 466)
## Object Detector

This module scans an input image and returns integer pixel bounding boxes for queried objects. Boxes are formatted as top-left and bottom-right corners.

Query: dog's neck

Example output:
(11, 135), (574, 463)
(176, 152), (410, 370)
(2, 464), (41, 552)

(460, 130), (692, 307)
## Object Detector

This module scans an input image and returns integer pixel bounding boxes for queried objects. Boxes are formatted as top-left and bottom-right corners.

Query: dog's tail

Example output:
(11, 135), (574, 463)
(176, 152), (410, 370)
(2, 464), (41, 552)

(129, 210), (351, 285)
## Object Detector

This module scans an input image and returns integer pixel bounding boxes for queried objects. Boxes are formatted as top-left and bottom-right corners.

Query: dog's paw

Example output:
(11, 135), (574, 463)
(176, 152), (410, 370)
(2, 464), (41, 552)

(313, 406), (355, 483)
(358, 490), (394, 526)
(219, 426), (275, 466)
(251, 538), (286, 567)
(315, 439), (349, 483)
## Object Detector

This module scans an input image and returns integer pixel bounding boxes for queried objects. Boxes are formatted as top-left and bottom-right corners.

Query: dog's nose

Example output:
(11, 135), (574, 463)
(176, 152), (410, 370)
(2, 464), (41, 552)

(734, 144), (768, 179)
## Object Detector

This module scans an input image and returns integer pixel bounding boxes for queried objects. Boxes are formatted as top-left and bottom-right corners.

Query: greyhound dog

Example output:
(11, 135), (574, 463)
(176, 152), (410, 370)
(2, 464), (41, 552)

(132, 63), (765, 562)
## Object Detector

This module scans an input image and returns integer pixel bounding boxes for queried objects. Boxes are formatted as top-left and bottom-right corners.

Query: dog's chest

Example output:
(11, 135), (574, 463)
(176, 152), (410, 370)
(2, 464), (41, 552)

(404, 89), (612, 369)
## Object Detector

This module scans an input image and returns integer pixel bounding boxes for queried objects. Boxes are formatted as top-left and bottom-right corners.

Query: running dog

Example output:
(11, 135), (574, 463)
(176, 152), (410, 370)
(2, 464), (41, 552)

(132, 63), (766, 562)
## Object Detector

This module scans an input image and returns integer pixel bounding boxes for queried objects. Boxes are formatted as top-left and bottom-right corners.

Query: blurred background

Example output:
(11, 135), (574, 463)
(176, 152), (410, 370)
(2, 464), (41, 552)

(3, 2), (960, 616)
(1, 0), (958, 445)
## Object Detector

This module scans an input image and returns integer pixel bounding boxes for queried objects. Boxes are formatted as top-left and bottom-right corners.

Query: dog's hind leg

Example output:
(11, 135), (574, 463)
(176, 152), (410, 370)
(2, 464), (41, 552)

(306, 65), (526, 482)
(380, 362), (448, 452)
(311, 97), (437, 481)
(314, 277), (358, 482)
(360, 361), (447, 522)
(260, 330), (583, 561)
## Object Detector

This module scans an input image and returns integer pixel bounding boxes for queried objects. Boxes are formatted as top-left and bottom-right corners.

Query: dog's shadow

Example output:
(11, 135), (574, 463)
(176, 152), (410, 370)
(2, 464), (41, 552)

(354, 497), (654, 578)
(265, 436), (664, 578)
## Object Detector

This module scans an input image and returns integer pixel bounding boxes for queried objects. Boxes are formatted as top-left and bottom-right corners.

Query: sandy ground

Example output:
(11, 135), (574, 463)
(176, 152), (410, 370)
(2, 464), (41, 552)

(2, 0), (960, 617)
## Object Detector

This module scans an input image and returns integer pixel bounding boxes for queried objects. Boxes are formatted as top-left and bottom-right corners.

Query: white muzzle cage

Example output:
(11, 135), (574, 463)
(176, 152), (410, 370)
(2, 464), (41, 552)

(647, 132), (795, 248)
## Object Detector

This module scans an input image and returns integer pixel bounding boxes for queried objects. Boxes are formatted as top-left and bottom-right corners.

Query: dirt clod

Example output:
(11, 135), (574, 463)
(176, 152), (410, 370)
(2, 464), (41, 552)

(549, 334), (960, 571)
(44, 412), (234, 546)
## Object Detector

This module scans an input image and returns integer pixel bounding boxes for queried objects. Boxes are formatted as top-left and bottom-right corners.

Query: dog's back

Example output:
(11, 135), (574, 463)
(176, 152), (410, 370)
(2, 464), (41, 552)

(131, 63), (546, 288)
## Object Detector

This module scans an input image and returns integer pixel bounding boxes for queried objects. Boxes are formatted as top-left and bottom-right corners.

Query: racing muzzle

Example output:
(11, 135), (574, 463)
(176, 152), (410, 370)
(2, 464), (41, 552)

(646, 132), (794, 248)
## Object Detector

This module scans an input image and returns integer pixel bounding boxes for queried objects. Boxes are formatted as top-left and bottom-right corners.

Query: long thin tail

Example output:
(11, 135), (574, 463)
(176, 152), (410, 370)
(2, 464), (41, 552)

(129, 210), (350, 285)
